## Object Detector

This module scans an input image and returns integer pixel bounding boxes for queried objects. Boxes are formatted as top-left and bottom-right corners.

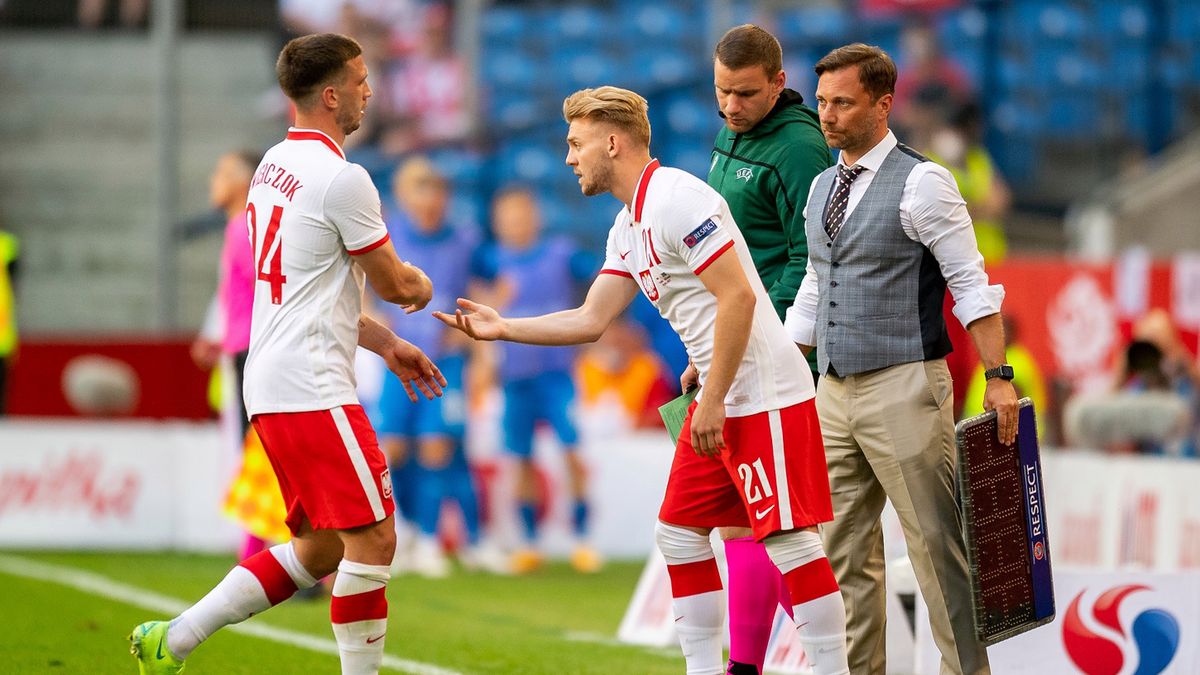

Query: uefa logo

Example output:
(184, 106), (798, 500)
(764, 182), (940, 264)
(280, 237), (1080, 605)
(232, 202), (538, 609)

(1062, 585), (1180, 675)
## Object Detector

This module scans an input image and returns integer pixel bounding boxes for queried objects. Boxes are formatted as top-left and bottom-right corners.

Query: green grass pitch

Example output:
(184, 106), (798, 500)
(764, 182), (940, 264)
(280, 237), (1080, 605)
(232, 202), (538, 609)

(0, 551), (685, 674)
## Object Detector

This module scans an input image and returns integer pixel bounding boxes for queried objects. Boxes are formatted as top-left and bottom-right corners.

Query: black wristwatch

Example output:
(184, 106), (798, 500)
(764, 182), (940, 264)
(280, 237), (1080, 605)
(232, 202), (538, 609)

(984, 364), (1015, 381)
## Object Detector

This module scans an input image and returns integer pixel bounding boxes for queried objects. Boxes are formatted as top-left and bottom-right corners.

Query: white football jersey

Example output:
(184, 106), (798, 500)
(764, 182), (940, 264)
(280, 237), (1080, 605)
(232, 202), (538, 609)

(600, 160), (814, 417)
(243, 128), (391, 416)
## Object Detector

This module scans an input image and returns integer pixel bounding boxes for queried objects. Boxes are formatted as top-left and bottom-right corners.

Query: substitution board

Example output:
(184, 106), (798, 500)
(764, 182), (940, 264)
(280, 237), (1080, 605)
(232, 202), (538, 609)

(955, 397), (1056, 645)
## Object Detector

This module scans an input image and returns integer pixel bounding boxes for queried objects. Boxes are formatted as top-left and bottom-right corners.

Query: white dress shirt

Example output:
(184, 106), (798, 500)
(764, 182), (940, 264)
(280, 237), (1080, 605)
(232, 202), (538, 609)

(784, 130), (1004, 346)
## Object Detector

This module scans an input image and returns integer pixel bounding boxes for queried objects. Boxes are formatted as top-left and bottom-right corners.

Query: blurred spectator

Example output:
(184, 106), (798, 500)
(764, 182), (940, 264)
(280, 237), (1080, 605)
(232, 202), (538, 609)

(0, 228), (17, 414)
(576, 319), (675, 430)
(924, 103), (1011, 265)
(188, 150), (289, 562)
(473, 186), (601, 574)
(77, 0), (146, 29)
(371, 156), (483, 577)
(893, 22), (973, 145)
(379, 3), (473, 153)
(961, 316), (1047, 437)
(1066, 309), (1199, 456)
(279, 0), (421, 50)
(190, 150), (259, 431)
(1119, 309), (1200, 457)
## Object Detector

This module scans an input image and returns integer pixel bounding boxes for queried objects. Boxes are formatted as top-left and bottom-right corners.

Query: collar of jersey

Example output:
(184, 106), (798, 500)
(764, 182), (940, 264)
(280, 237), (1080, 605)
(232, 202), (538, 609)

(286, 127), (345, 160)
(630, 158), (661, 224)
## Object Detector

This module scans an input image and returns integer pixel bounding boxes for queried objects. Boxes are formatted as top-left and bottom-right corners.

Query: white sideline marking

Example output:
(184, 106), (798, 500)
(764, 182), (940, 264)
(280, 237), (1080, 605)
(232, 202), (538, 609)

(0, 554), (464, 675)
(562, 630), (680, 660)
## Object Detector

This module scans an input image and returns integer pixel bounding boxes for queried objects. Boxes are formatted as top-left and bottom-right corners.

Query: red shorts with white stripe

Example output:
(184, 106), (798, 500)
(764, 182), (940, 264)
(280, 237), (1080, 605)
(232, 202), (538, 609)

(658, 399), (833, 541)
(251, 405), (394, 535)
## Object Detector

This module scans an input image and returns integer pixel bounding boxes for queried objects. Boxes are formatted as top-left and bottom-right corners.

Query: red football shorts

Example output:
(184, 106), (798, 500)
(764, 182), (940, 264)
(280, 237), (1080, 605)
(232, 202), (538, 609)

(251, 404), (395, 535)
(658, 399), (833, 541)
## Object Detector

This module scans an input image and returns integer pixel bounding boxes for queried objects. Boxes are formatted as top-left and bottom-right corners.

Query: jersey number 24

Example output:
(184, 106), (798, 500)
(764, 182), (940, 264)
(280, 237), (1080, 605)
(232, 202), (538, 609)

(247, 203), (287, 304)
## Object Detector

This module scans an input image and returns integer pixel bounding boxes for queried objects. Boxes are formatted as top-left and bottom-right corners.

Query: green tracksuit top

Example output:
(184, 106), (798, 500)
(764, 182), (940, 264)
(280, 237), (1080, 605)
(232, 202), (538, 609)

(707, 89), (832, 324)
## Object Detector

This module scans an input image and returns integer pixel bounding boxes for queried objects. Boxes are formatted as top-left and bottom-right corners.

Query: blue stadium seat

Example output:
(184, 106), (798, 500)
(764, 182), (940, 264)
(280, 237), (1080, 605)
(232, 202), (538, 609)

(1035, 3), (1089, 40)
(1053, 54), (1103, 89)
(564, 52), (618, 89)
(428, 148), (486, 188)
(481, 6), (528, 45)
(647, 50), (691, 87)
(482, 51), (540, 91)
(490, 97), (542, 131)
(943, 6), (988, 43)
(447, 193), (484, 232)
(664, 94), (713, 137)
(661, 140), (715, 180)
(1169, 0), (1200, 42)
(1110, 44), (1150, 87)
(776, 5), (850, 43)
(1098, 1), (1149, 40)
(1045, 96), (1098, 135)
(990, 96), (1039, 136)
(498, 143), (561, 185)
(554, 5), (610, 41)
(988, 133), (1038, 189)
(627, 4), (693, 43)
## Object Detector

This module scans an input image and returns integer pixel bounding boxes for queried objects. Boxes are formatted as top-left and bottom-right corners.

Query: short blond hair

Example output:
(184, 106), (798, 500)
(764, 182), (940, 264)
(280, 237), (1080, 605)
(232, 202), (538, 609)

(562, 86), (651, 148)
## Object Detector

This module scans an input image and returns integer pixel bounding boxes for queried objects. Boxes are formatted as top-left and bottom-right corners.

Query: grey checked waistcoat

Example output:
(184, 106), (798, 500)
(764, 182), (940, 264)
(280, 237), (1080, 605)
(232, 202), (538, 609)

(806, 143), (952, 377)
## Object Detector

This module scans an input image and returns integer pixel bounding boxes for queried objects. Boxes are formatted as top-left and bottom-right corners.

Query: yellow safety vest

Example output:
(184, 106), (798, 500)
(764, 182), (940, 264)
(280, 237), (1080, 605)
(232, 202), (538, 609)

(0, 231), (18, 357)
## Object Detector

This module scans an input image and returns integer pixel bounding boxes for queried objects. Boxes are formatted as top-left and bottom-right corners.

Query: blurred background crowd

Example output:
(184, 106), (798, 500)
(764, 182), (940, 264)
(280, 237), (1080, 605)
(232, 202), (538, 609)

(2, 0), (1200, 569)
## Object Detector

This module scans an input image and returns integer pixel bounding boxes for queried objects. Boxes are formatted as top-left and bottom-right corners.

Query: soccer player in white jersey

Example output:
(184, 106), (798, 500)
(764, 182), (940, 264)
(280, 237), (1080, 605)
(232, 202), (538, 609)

(433, 86), (850, 675)
(130, 33), (446, 675)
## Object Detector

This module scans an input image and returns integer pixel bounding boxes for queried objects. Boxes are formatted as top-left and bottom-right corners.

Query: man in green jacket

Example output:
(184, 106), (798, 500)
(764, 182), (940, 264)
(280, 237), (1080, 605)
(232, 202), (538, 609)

(697, 24), (835, 675)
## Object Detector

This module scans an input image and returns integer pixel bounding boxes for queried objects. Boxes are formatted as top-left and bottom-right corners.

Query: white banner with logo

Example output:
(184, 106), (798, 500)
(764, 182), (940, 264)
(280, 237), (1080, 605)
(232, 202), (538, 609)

(0, 419), (241, 551)
(1040, 451), (1200, 571)
(915, 570), (1199, 674)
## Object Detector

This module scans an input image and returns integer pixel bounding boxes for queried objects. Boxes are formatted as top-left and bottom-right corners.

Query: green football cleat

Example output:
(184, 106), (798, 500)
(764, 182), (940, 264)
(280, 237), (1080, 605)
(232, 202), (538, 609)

(128, 621), (185, 674)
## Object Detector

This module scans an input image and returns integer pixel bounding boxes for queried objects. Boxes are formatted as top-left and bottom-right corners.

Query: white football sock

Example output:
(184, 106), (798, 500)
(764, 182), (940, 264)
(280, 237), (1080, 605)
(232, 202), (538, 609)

(169, 543), (315, 659)
(673, 589), (726, 675)
(331, 559), (391, 675)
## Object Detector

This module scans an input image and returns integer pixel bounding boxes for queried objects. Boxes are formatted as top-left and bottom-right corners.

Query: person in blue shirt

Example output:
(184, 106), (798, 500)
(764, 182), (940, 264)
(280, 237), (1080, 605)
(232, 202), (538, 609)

(474, 186), (601, 573)
(372, 157), (502, 576)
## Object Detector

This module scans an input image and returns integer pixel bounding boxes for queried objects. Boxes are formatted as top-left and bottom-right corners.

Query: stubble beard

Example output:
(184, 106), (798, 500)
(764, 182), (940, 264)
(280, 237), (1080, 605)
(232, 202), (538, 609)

(582, 157), (614, 197)
(827, 119), (875, 157)
(337, 103), (362, 137)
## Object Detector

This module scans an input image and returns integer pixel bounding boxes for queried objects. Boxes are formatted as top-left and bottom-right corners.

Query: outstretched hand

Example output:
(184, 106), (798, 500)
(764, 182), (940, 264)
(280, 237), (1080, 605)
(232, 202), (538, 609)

(432, 298), (506, 341)
(381, 338), (447, 402)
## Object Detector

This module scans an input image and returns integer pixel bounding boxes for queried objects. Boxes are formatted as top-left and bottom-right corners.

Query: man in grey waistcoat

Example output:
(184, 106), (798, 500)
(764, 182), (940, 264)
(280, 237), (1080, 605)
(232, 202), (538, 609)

(784, 44), (1018, 675)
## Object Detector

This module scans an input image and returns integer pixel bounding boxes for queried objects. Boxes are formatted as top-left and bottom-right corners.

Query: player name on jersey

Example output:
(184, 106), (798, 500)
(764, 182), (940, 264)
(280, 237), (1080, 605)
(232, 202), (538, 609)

(250, 161), (304, 202)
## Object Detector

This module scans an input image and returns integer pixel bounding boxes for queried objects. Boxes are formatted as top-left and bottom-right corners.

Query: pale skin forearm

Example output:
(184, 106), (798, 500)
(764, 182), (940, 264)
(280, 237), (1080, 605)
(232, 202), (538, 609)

(965, 312), (1006, 370)
(499, 307), (606, 346)
(433, 274), (639, 348)
(357, 313), (400, 354)
(966, 311), (1020, 444)
(702, 292), (755, 405)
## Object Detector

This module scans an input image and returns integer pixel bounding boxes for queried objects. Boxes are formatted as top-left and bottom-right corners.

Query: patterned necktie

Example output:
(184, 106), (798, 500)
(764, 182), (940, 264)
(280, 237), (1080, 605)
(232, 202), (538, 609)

(824, 163), (866, 240)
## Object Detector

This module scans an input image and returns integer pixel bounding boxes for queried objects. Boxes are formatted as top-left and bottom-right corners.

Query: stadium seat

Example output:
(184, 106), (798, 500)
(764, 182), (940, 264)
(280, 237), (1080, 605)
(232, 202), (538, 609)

(564, 52), (619, 90)
(481, 51), (540, 91)
(553, 5), (610, 41)
(481, 6), (528, 45)
(1035, 3), (1089, 40)
(647, 50), (691, 88)
(776, 5), (850, 43)
(1097, 1), (1149, 40)
(664, 94), (713, 137)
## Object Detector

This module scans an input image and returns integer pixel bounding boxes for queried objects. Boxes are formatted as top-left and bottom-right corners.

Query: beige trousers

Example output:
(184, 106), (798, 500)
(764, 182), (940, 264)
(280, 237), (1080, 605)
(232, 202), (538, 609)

(817, 359), (989, 675)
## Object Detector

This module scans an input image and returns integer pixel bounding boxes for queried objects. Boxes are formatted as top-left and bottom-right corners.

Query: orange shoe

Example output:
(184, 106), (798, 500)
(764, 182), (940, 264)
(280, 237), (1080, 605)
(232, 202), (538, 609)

(510, 548), (544, 574)
(570, 545), (604, 574)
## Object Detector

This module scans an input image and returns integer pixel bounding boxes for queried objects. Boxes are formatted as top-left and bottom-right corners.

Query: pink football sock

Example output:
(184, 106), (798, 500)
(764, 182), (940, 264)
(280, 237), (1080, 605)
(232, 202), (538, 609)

(725, 537), (791, 672)
(239, 534), (268, 561)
